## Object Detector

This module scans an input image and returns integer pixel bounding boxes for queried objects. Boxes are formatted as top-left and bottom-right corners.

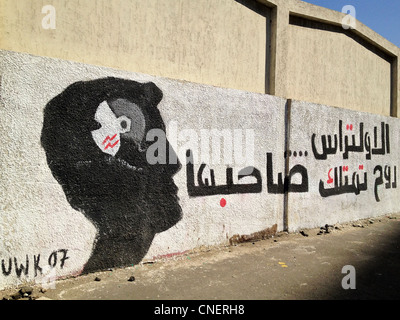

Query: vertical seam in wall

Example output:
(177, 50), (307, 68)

(0, 75), (3, 108)
(283, 98), (292, 231)
(268, 5), (278, 96)
(390, 57), (398, 117)
(390, 59), (394, 117)
(265, 7), (272, 94)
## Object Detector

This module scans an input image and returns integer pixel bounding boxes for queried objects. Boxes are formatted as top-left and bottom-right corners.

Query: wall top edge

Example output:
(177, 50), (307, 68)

(1, 48), (399, 122)
(257, 0), (399, 56)
(0, 48), (287, 103)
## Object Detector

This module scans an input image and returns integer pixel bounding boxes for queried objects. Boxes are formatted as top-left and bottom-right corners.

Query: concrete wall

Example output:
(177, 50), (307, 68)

(287, 100), (400, 231)
(262, 0), (400, 117)
(1, 0), (398, 116)
(0, 0), (268, 94)
(1, 49), (399, 290)
(286, 18), (392, 116)
(0, 50), (284, 289)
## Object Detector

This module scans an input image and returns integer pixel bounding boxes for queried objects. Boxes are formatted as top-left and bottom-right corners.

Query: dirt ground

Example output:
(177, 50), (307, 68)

(1, 213), (400, 301)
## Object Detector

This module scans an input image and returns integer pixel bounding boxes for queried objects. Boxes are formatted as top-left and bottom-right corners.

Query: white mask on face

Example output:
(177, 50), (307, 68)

(91, 101), (131, 156)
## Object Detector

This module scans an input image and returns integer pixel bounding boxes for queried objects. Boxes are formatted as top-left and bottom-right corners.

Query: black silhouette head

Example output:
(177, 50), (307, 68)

(41, 77), (182, 273)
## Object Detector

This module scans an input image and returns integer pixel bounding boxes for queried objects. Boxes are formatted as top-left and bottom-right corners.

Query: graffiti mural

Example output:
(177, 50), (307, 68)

(41, 77), (182, 273)
(310, 120), (396, 201)
(1, 49), (399, 290)
(1, 250), (69, 278)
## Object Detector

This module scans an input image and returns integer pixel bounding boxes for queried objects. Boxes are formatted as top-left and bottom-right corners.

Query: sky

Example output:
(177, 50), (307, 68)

(302, 0), (400, 48)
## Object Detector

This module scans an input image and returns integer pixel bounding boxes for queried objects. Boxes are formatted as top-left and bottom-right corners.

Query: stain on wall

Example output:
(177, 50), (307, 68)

(40, 78), (182, 273)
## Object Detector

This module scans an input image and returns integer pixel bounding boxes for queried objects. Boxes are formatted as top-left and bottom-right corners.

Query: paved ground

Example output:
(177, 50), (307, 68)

(2, 213), (400, 302)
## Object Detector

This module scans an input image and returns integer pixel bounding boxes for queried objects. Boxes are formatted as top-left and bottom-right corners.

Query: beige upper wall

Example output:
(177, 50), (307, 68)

(287, 22), (392, 116)
(0, 0), (399, 116)
(0, 0), (267, 93)
(260, 0), (399, 116)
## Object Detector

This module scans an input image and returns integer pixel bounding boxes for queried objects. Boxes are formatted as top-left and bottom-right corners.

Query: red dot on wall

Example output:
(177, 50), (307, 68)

(220, 198), (227, 207)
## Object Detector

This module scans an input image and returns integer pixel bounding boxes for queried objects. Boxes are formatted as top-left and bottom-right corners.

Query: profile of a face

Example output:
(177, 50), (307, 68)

(41, 77), (182, 273)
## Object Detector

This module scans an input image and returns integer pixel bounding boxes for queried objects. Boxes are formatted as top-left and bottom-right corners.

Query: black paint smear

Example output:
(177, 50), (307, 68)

(41, 77), (182, 274)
